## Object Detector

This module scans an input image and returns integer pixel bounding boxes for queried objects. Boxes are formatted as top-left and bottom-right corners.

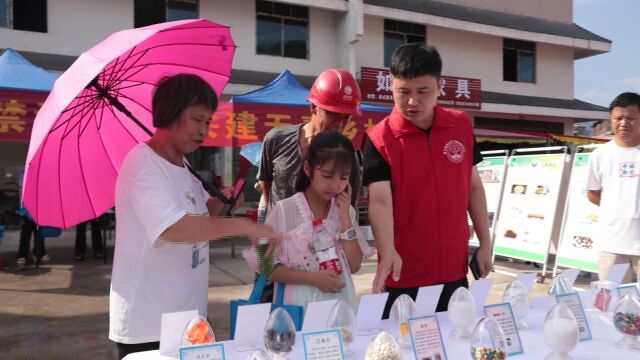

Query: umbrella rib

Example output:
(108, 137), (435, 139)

(104, 100), (143, 144)
(113, 92), (152, 113)
(53, 95), (99, 137)
(59, 90), (101, 116)
(60, 96), (104, 139)
(76, 97), (107, 138)
(76, 111), (100, 221)
(103, 47), (149, 89)
(123, 62), (232, 78)
(91, 108), (120, 176)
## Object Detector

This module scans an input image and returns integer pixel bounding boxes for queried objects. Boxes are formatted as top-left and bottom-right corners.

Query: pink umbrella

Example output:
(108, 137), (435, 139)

(23, 19), (236, 229)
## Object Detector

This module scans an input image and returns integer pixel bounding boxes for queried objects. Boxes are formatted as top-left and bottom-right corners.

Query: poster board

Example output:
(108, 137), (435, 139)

(470, 150), (509, 247)
(555, 145), (601, 273)
(493, 147), (568, 264)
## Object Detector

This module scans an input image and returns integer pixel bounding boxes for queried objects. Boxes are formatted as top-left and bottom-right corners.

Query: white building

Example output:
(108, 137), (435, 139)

(0, 0), (611, 184)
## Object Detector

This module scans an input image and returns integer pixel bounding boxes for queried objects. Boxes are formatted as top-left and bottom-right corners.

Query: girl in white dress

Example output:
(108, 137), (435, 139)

(267, 130), (374, 311)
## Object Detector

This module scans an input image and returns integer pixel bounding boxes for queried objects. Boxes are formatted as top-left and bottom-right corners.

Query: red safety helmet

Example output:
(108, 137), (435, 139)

(308, 69), (362, 116)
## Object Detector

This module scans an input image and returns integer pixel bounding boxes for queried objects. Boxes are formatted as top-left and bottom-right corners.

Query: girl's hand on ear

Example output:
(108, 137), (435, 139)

(336, 182), (352, 227)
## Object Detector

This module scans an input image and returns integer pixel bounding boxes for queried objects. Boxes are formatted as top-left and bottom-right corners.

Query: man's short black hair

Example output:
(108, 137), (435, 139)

(609, 92), (640, 112)
(152, 73), (218, 128)
(389, 43), (442, 79)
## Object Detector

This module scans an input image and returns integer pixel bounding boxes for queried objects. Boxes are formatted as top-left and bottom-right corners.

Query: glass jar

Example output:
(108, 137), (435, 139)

(503, 280), (530, 329)
(543, 303), (579, 360)
(448, 287), (476, 340)
(470, 316), (508, 360)
(390, 294), (417, 348)
(365, 331), (402, 360)
(327, 300), (356, 358)
(180, 315), (215, 346)
(264, 308), (297, 359)
(612, 294), (640, 351)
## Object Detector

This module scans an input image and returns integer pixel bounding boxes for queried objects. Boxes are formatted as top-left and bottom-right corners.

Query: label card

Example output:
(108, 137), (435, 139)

(607, 263), (630, 285)
(303, 300), (338, 332)
(484, 303), (524, 356)
(616, 283), (640, 299)
(415, 284), (444, 316)
(469, 278), (494, 315)
(408, 315), (448, 360)
(160, 310), (198, 357)
(355, 293), (388, 335)
(560, 268), (580, 288)
(179, 343), (225, 360)
(556, 292), (592, 341)
(302, 329), (345, 360)
(234, 303), (272, 351)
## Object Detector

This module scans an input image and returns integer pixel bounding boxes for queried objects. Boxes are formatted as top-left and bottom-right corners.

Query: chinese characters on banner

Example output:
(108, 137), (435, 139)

(360, 66), (482, 110)
(0, 90), (47, 141)
(203, 102), (389, 148)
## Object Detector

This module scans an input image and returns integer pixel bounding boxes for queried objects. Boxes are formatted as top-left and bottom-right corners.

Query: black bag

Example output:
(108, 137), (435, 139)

(469, 248), (482, 280)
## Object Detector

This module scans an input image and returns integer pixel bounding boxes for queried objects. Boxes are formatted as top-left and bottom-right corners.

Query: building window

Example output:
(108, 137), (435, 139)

(134, 0), (198, 28)
(0, 0), (48, 33)
(503, 39), (536, 83)
(256, 0), (309, 59)
(384, 19), (425, 67)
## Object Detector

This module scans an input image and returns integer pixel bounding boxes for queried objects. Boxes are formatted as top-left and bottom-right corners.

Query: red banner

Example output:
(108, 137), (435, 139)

(0, 90), (47, 141)
(203, 102), (389, 148)
(360, 66), (482, 109)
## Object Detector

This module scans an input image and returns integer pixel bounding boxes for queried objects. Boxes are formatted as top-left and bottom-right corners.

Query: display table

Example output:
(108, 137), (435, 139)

(124, 296), (639, 359)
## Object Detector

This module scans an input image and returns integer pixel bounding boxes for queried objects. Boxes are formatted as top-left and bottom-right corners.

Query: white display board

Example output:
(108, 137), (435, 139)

(494, 148), (568, 264)
(470, 151), (509, 247)
(555, 146), (601, 273)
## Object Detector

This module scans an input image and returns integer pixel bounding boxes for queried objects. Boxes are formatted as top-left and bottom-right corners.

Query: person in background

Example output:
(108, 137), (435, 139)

(75, 219), (103, 260)
(587, 92), (640, 284)
(363, 43), (493, 318)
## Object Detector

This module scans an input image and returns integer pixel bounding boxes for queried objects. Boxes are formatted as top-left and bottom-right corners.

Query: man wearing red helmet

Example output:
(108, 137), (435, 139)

(258, 69), (363, 218)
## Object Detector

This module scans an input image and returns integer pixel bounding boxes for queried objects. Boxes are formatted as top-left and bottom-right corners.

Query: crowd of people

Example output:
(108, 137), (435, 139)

(100, 43), (639, 358)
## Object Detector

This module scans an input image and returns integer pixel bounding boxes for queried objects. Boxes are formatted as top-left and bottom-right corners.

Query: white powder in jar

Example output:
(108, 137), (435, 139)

(448, 301), (476, 328)
(543, 317), (579, 352)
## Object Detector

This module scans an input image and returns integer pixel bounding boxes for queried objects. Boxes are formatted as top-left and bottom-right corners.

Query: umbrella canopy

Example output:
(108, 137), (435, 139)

(23, 19), (236, 228)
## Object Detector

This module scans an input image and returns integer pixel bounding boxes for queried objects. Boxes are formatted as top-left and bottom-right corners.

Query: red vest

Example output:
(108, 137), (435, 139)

(368, 106), (474, 287)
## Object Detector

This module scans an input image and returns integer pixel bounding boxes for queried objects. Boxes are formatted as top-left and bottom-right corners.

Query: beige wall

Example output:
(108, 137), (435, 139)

(203, 0), (339, 77)
(445, 0), (572, 23)
(0, 0), (132, 56)
(357, 19), (576, 99)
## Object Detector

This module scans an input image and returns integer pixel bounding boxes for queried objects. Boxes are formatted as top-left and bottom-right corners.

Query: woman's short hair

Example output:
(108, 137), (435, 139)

(152, 73), (218, 128)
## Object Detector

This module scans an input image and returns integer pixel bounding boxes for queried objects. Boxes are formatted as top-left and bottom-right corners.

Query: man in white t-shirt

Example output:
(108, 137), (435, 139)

(587, 92), (640, 284)
(109, 74), (281, 359)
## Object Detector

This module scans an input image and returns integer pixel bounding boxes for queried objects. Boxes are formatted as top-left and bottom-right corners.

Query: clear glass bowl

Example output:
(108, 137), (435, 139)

(364, 331), (402, 360)
(470, 316), (508, 360)
(543, 303), (579, 360)
(264, 308), (297, 359)
(390, 294), (417, 349)
(180, 315), (215, 347)
(327, 300), (356, 358)
(503, 280), (530, 329)
(448, 287), (477, 340)
(612, 294), (640, 351)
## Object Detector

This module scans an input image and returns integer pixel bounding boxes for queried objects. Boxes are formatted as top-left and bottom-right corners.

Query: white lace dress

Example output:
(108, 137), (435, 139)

(265, 192), (374, 312)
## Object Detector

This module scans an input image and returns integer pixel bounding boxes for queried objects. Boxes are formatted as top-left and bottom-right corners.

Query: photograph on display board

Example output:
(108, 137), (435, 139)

(494, 154), (566, 263)
(470, 156), (507, 247)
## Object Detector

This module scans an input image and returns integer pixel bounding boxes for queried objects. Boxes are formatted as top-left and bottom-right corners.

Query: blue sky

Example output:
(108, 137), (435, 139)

(574, 0), (640, 107)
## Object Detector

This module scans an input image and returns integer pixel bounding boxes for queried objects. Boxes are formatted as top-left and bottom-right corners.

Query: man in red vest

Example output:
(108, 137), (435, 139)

(363, 43), (494, 317)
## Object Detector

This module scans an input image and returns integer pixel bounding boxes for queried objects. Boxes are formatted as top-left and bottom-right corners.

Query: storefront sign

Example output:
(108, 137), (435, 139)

(360, 67), (482, 109)
(0, 90), (47, 141)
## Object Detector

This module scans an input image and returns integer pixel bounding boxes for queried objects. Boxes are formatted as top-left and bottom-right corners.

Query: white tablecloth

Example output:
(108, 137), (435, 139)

(124, 296), (639, 359)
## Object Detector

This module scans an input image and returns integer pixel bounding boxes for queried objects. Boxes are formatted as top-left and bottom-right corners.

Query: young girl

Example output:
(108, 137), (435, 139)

(267, 130), (374, 311)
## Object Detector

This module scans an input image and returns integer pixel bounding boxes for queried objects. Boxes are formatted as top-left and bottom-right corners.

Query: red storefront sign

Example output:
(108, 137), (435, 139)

(0, 90), (47, 141)
(203, 102), (388, 148)
(360, 66), (482, 109)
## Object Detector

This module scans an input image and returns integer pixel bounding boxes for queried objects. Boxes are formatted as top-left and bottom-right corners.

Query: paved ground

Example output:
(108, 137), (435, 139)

(0, 228), (595, 359)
